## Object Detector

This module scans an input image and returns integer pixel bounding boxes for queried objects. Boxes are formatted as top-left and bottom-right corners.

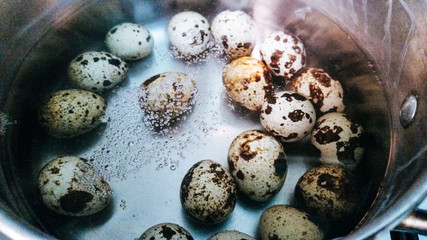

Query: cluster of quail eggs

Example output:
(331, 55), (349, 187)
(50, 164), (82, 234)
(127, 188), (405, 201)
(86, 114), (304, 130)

(35, 5), (368, 240)
(37, 21), (158, 217)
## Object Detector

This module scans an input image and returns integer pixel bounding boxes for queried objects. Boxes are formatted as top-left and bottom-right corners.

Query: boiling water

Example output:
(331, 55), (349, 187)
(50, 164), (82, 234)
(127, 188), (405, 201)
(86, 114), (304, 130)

(11, 1), (390, 239)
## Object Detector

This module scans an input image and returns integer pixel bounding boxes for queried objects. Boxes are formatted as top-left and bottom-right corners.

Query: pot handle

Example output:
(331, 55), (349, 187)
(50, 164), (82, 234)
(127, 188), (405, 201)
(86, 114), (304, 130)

(394, 209), (427, 236)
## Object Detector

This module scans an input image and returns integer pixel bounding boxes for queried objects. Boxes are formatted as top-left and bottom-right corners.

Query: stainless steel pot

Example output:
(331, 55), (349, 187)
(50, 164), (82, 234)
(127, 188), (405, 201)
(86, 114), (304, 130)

(0, 0), (425, 239)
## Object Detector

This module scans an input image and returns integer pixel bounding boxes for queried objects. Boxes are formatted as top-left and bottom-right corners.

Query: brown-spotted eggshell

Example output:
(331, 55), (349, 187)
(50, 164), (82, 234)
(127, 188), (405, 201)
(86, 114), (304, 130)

(180, 160), (237, 224)
(105, 22), (154, 61)
(39, 89), (107, 138)
(290, 68), (345, 113)
(228, 130), (287, 201)
(294, 164), (360, 219)
(260, 31), (306, 79)
(68, 51), (128, 92)
(311, 112), (364, 170)
(138, 223), (194, 240)
(38, 156), (111, 216)
(211, 10), (256, 59)
(260, 91), (316, 142)
(259, 205), (323, 240)
(222, 56), (273, 111)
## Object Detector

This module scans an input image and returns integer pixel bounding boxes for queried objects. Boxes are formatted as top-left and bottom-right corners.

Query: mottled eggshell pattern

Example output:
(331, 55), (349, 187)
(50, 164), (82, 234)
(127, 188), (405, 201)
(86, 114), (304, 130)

(180, 160), (237, 224)
(260, 31), (306, 79)
(139, 72), (197, 127)
(311, 112), (364, 170)
(38, 156), (111, 216)
(167, 11), (211, 57)
(139, 223), (194, 240)
(260, 91), (316, 142)
(295, 165), (360, 219)
(290, 68), (345, 113)
(222, 56), (273, 111)
(68, 51), (128, 92)
(211, 10), (256, 59)
(207, 230), (255, 240)
(228, 130), (287, 201)
(259, 205), (323, 240)
(39, 89), (106, 138)
(105, 22), (154, 61)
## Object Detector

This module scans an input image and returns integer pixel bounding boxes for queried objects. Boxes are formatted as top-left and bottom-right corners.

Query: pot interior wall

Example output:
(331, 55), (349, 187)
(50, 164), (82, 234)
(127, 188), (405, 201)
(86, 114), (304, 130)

(1, 0), (395, 239)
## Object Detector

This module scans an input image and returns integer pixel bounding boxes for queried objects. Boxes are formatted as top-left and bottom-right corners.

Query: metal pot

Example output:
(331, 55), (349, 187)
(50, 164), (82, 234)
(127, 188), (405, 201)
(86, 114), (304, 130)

(0, 0), (425, 239)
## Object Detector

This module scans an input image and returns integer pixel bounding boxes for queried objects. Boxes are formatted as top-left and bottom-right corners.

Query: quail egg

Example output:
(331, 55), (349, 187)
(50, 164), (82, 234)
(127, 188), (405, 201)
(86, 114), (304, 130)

(211, 10), (256, 59)
(180, 160), (237, 224)
(289, 68), (345, 113)
(139, 72), (197, 128)
(207, 230), (255, 240)
(167, 11), (211, 57)
(260, 31), (306, 80)
(260, 91), (316, 142)
(138, 223), (194, 240)
(39, 89), (106, 138)
(222, 56), (274, 111)
(294, 164), (360, 219)
(38, 156), (111, 216)
(105, 22), (154, 61)
(259, 205), (323, 240)
(228, 130), (287, 201)
(68, 51), (128, 92)
(311, 112), (364, 170)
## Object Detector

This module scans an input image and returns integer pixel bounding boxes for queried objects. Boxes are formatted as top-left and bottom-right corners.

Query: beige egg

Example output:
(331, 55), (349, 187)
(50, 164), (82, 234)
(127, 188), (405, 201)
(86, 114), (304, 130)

(207, 230), (255, 240)
(295, 164), (360, 219)
(105, 22), (154, 61)
(139, 72), (197, 128)
(138, 223), (194, 240)
(222, 57), (273, 111)
(180, 160), (237, 224)
(259, 205), (323, 240)
(39, 89), (106, 138)
(260, 31), (306, 79)
(228, 130), (287, 201)
(260, 91), (316, 142)
(68, 51), (128, 92)
(167, 11), (211, 57)
(290, 68), (345, 113)
(38, 156), (111, 216)
(311, 112), (364, 170)
(211, 10), (256, 59)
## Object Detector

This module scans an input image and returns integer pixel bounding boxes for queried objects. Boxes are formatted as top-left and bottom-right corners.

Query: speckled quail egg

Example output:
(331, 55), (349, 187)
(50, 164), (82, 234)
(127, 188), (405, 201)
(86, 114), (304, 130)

(138, 223), (194, 240)
(260, 31), (306, 80)
(207, 230), (255, 240)
(311, 112), (364, 170)
(222, 56), (274, 112)
(38, 156), (111, 216)
(294, 164), (360, 219)
(139, 72), (197, 128)
(105, 22), (154, 61)
(68, 51), (128, 92)
(228, 130), (287, 201)
(180, 159), (237, 224)
(211, 10), (256, 59)
(39, 89), (106, 138)
(167, 11), (211, 57)
(260, 91), (316, 142)
(259, 205), (323, 240)
(289, 68), (345, 113)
